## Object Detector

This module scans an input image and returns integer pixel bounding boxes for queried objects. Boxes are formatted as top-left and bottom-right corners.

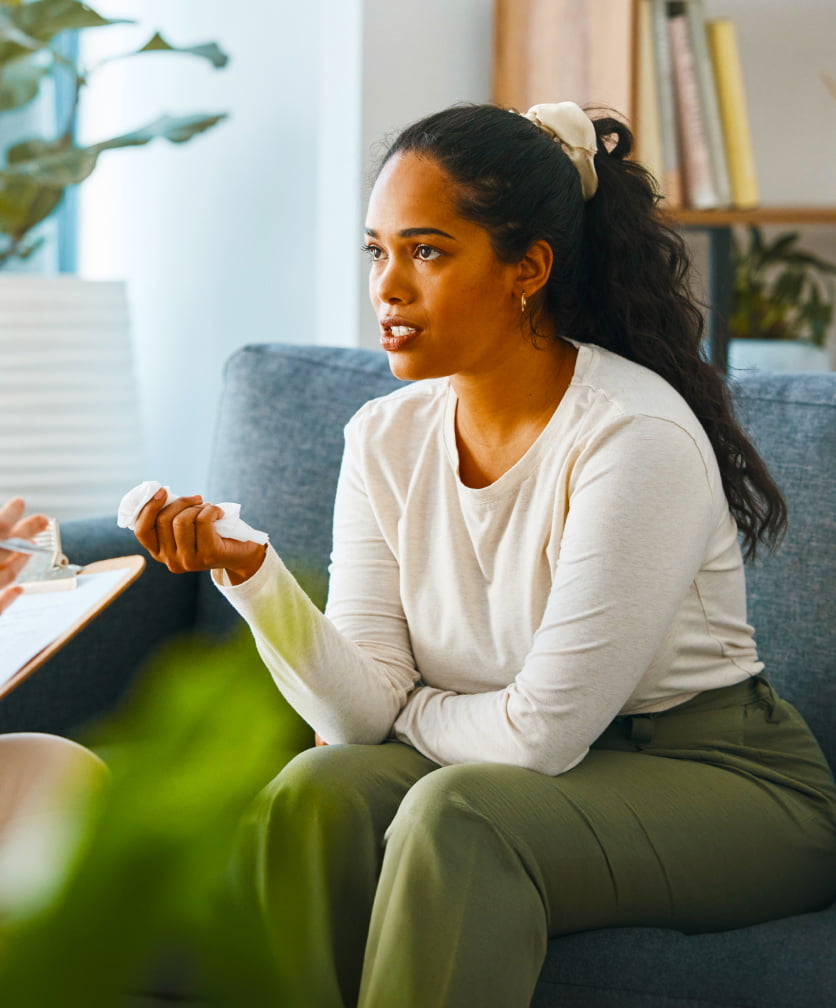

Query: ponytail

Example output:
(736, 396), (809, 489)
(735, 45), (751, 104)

(574, 115), (786, 559)
(379, 103), (787, 559)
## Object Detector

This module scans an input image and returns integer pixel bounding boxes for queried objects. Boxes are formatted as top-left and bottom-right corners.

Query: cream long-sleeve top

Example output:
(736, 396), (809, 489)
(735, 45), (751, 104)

(214, 343), (762, 776)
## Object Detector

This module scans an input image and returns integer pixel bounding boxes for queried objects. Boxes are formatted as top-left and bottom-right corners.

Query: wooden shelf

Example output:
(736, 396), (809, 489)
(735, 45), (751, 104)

(667, 206), (836, 228)
(661, 206), (836, 370)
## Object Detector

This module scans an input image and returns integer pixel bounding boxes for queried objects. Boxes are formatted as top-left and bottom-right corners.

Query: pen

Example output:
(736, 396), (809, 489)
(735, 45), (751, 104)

(0, 538), (52, 556)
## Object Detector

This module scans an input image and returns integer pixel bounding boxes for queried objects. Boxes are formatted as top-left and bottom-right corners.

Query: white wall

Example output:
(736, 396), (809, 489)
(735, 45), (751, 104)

(355, 0), (494, 347)
(79, 0), (323, 490)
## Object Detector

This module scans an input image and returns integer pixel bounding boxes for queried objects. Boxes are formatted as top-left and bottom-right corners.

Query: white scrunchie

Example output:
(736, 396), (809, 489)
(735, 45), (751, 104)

(523, 102), (598, 201)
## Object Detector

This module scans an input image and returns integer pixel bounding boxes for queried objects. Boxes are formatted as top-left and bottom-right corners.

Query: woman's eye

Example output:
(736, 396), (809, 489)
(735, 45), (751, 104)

(415, 244), (441, 261)
(361, 244), (384, 261)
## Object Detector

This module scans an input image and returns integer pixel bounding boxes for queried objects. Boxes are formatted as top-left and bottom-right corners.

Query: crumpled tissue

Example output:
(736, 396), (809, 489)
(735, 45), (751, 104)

(117, 480), (270, 545)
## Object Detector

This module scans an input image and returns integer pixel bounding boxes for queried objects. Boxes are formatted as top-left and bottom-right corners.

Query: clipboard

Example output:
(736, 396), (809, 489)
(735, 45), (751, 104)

(0, 555), (145, 700)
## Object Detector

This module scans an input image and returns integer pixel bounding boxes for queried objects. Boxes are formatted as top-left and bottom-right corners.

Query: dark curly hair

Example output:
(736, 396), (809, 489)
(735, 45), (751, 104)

(378, 103), (786, 560)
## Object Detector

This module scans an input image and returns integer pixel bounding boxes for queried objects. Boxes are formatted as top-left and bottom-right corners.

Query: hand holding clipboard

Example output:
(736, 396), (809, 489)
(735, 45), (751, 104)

(0, 498), (144, 698)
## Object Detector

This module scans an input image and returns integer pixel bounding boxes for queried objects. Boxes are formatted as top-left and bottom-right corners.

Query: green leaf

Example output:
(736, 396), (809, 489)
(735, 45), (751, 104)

(3, 111), (226, 189)
(13, 0), (132, 41)
(785, 250), (836, 274)
(137, 30), (229, 69)
(0, 53), (49, 110)
(0, 631), (307, 1005)
(732, 224), (836, 341)
(7, 135), (60, 163)
(0, 14), (44, 64)
(759, 231), (800, 266)
(773, 269), (803, 302)
(0, 1), (131, 65)
(90, 112), (228, 152)
(0, 171), (60, 233)
(1, 142), (98, 185)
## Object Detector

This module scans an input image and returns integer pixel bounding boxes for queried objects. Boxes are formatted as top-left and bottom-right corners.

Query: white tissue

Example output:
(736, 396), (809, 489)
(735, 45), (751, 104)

(117, 480), (270, 545)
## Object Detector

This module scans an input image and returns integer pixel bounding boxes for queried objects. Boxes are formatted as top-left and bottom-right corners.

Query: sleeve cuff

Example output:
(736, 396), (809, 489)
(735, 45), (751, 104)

(211, 543), (285, 602)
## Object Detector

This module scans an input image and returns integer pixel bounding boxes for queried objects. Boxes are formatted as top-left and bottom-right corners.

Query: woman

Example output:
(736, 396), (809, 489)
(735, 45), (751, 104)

(133, 103), (836, 1007)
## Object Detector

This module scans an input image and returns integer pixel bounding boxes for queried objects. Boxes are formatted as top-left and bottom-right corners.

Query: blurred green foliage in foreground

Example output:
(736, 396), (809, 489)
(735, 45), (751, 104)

(0, 629), (312, 1006)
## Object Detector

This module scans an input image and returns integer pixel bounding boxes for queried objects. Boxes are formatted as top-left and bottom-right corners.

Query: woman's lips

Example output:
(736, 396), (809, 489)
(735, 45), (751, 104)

(380, 323), (421, 351)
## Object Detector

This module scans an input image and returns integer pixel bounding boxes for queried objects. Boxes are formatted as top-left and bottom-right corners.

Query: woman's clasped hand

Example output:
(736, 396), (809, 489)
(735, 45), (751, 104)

(133, 491), (267, 586)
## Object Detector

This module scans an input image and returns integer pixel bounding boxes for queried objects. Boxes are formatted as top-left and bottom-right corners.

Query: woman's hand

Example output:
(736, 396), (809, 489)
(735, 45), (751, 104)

(134, 490), (267, 585)
(0, 498), (49, 614)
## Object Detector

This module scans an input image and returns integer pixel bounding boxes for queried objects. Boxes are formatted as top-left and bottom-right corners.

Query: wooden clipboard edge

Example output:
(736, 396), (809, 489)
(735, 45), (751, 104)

(0, 554), (146, 700)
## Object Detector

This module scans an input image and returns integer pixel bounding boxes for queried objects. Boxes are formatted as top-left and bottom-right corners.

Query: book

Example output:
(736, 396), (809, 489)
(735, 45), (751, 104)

(667, 7), (721, 208)
(683, 0), (731, 207)
(649, 0), (683, 207)
(586, 0), (637, 123)
(634, 0), (665, 195)
(706, 18), (759, 209)
(493, 0), (637, 124)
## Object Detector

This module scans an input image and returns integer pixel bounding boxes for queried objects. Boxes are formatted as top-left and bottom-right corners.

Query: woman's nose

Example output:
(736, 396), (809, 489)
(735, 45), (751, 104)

(372, 257), (412, 306)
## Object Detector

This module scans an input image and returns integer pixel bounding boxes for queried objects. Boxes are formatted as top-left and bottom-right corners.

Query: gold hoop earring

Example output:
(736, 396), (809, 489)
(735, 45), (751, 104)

(520, 292), (528, 314)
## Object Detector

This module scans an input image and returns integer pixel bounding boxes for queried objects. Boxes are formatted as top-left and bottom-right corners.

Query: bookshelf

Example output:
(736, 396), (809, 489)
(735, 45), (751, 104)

(667, 207), (836, 369)
(670, 208), (836, 228)
(493, 1), (836, 371)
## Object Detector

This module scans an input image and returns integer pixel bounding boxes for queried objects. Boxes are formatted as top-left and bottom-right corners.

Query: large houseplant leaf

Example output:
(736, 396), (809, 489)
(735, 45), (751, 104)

(137, 31), (229, 69)
(0, 2), (229, 264)
(0, 54), (49, 109)
(0, 0), (130, 64)
(0, 113), (225, 254)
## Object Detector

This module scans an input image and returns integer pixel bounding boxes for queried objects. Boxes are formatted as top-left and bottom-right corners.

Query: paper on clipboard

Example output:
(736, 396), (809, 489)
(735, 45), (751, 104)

(0, 556), (144, 698)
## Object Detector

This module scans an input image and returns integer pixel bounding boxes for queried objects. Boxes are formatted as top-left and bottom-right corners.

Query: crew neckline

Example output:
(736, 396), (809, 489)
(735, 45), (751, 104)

(443, 342), (591, 499)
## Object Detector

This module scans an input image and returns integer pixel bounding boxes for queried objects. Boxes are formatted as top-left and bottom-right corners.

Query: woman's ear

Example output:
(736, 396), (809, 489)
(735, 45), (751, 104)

(516, 239), (553, 297)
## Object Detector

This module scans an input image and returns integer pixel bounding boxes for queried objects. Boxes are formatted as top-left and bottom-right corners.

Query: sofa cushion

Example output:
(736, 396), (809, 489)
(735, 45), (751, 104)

(533, 900), (836, 1007)
(732, 372), (835, 769)
(197, 345), (402, 635)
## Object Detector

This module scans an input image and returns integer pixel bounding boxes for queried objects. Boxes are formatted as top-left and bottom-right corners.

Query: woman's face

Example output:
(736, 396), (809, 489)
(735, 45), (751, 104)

(364, 152), (525, 383)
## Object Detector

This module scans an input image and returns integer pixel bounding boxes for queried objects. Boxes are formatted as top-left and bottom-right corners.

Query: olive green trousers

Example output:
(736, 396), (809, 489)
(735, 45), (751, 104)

(239, 676), (836, 1008)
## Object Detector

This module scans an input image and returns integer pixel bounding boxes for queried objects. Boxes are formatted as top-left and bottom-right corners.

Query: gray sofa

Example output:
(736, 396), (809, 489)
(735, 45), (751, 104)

(2, 344), (834, 1007)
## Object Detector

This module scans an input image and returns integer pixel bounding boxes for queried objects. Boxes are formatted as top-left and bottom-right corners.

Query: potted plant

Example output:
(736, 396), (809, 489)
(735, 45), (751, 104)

(0, 0), (229, 519)
(727, 225), (836, 374)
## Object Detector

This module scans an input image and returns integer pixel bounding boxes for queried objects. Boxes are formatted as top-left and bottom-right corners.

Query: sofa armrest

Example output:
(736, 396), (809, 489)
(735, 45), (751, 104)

(0, 517), (202, 739)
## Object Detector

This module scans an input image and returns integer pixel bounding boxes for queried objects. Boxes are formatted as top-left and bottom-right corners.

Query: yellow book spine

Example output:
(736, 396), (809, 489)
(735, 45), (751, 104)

(706, 18), (759, 209)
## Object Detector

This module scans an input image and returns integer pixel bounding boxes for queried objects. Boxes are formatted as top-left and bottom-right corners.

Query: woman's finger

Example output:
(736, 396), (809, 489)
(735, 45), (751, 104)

(193, 504), (225, 564)
(194, 505), (266, 580)
(171, 502), (207, 569)
(154, 496), (203, 571)
(194, 505), (250, 572)
(133, 488), (170, 555)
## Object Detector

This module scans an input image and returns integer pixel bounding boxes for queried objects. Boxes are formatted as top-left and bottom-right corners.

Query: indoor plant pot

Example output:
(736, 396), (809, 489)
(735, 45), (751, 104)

(728, 225), (835, 374)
